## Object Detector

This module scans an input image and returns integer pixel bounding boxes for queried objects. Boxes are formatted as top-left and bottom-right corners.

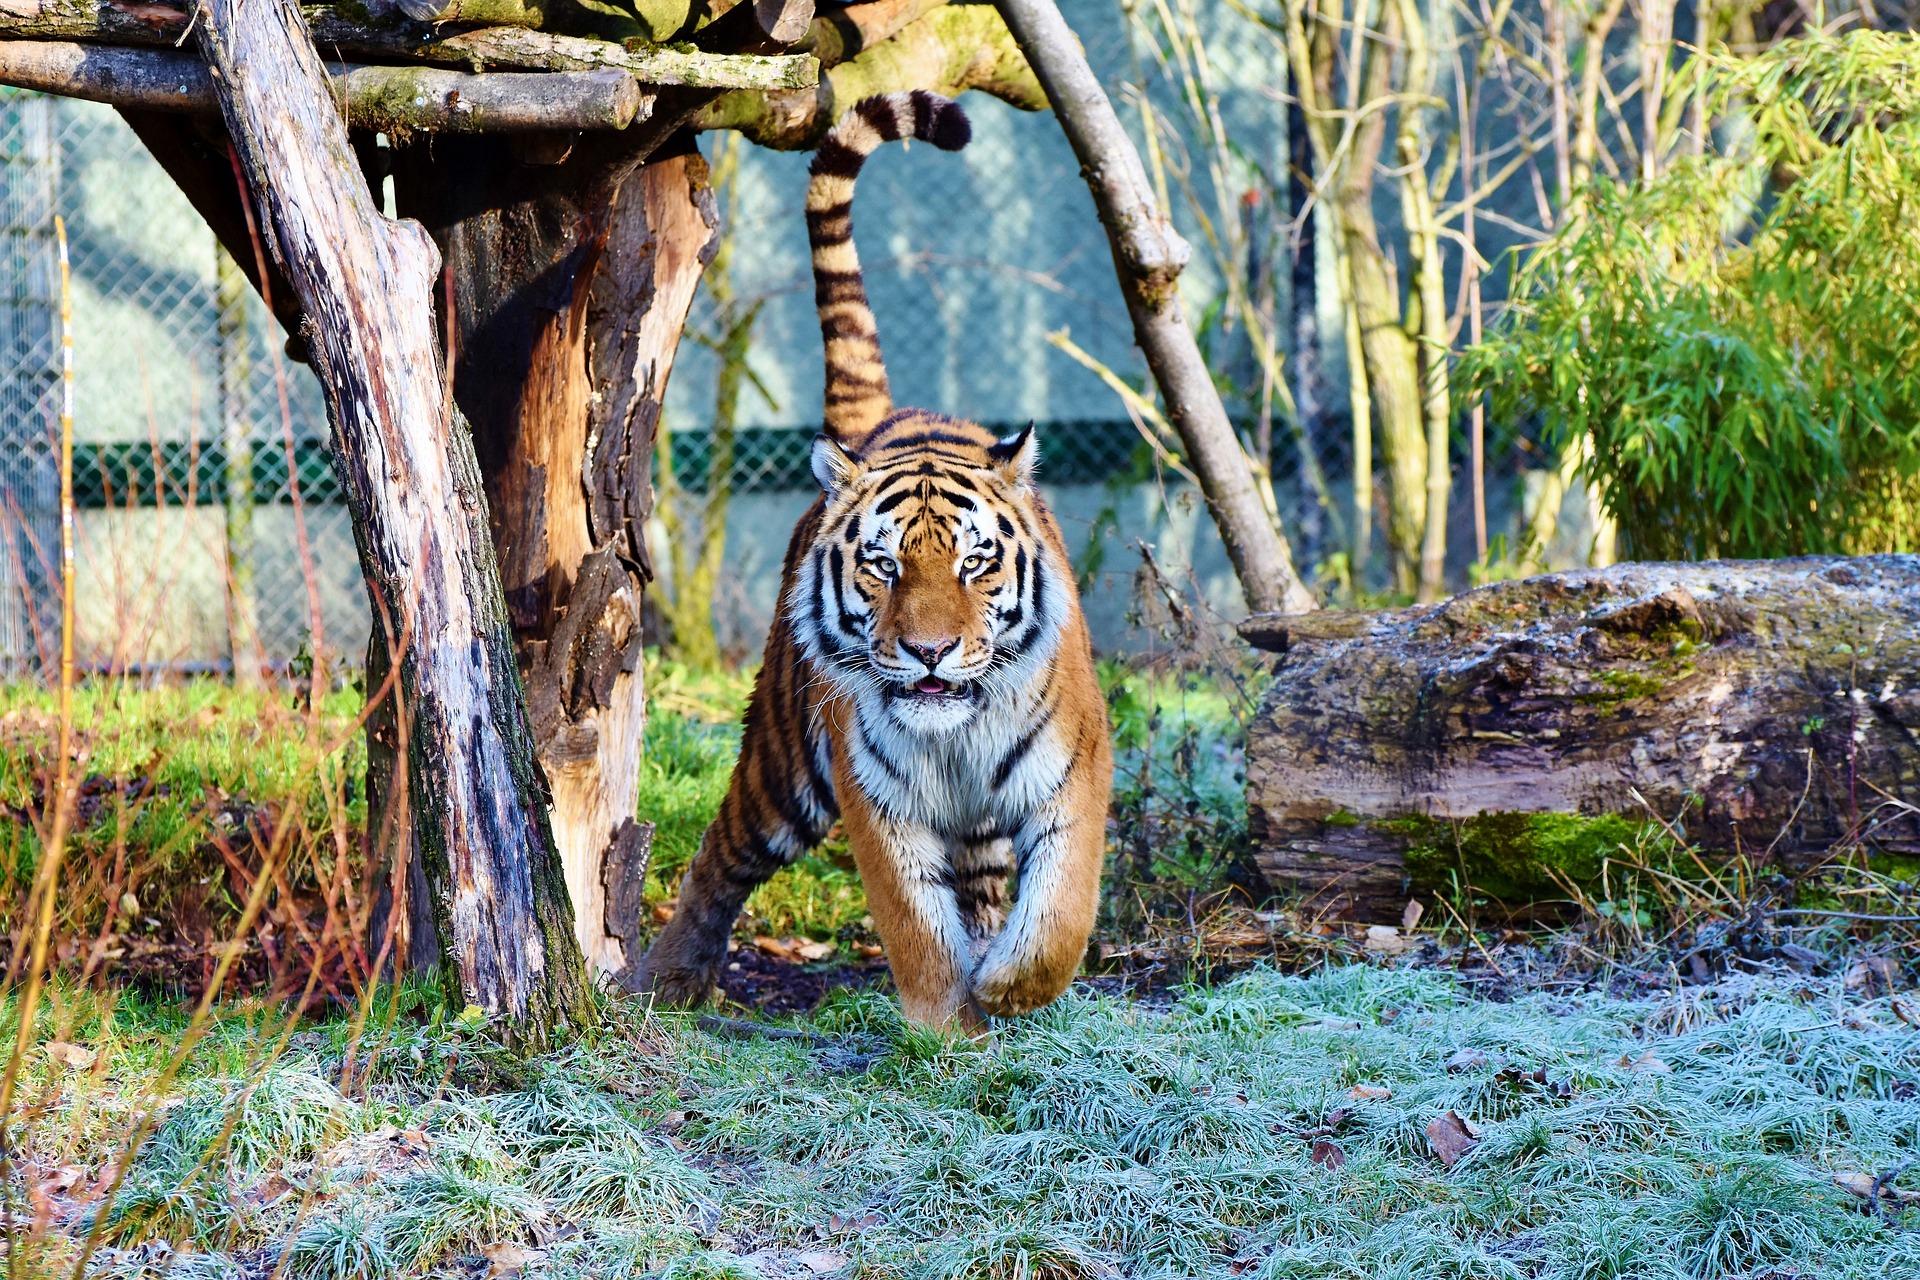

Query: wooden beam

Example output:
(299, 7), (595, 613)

(0, 41), (650, 131)
(0, 1), (819, 89)
(197, 0), (594, 1041)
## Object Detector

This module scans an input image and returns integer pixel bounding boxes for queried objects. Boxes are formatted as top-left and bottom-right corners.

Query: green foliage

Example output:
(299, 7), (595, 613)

(1470, 31), (1920, 560)
(1101, 662), (1263, 927)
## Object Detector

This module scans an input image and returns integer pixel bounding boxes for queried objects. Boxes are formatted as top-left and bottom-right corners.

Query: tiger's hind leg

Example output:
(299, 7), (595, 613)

(953, 832), (1014, 966)
(634, 624), (836, 1007)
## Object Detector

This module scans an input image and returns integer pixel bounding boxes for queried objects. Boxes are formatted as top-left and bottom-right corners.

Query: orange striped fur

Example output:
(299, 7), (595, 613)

(637, 95), (1112, 1029)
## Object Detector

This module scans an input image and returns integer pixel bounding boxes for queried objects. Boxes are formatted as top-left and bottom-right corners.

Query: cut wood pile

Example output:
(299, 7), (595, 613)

(1240, 556), (1920, 922)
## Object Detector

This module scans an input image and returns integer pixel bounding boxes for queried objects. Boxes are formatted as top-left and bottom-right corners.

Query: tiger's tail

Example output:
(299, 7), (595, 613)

(807, 91), (971, 450)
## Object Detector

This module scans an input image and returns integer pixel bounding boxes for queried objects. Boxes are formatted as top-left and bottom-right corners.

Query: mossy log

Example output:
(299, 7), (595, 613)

(1241, 557), (1920, 922)
(692, 3), (1044, 147)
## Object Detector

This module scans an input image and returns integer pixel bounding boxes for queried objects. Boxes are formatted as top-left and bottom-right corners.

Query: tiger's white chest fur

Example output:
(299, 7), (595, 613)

(838, 661), (1073, 836)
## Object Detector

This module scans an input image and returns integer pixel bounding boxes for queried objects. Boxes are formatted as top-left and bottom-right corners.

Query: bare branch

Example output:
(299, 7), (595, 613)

(0, 40), (651, 131)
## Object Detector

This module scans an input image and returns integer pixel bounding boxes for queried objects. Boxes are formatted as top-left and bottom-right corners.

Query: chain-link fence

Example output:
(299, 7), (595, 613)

(0, 93), (365, 678)
(0, 5), (1579, 678)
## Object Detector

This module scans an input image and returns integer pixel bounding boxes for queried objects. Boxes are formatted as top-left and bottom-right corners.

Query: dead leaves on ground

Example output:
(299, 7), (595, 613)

(1425, 1110), (1482, 1167)
(42, 1041), (96, 1070)
(754, 936), (835, 963)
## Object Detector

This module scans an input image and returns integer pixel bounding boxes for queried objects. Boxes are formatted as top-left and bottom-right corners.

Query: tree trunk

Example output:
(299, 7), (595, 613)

(389, 128), (718, 978)
(1240, 557), (1920, 922)
(994, 0), (1316, 615)
(198, 0), (593, 1042)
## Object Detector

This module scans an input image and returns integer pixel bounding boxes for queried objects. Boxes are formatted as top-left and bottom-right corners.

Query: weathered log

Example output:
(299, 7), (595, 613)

(0, 1), (819, 88)
(389, 127), (718, 977)
(326, 24), (817, 88)
(687, 0), (813, 55)
(1242, 557), (1920, 923)
(199, 0), (593, 1039)
(693, 3), (1044, 148)
(0, 41), (649, 131)
(993, 0), (1316, 615)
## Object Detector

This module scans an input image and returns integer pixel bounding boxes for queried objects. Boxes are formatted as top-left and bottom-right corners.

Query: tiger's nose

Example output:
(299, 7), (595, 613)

(901, 636), (959, 669)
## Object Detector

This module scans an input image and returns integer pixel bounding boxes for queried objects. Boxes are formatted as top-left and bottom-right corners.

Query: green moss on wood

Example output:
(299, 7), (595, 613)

(1389, 811), (1652, 903)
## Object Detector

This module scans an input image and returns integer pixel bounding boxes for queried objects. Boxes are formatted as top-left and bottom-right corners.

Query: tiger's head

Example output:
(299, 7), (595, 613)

(792, 414), (1070, 735)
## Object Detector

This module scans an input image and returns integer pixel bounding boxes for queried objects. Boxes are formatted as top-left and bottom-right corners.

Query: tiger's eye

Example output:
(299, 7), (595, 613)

(962, 553), (985, 573)
(869, 556), (898, 579)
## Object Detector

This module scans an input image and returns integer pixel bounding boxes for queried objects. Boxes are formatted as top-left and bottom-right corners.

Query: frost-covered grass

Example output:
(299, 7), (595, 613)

(13, 963), (1920, 1278)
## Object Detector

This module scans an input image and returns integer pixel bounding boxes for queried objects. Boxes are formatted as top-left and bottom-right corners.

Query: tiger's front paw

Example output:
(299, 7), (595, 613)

(969, 951), (1053, 1019)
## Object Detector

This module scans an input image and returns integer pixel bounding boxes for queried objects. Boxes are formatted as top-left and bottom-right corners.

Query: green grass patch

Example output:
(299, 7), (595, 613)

(16, 964), (1920, 1278)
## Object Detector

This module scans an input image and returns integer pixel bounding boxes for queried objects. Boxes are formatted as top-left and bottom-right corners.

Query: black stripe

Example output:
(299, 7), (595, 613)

(992, 705), (1055, 789)
(809, 139), (868, 179)
(857, 95), (907, 140)
(861, 740), (905, 782)
(930, 486), (977, 510)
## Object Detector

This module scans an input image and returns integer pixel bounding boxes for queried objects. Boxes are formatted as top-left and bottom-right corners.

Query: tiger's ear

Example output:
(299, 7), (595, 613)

(812, 434), (862, 496)
(988, 422), (1038, 488)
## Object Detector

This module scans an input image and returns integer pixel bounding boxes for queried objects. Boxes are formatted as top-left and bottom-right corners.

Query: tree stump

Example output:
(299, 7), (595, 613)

(1241, 556), (1920, 922)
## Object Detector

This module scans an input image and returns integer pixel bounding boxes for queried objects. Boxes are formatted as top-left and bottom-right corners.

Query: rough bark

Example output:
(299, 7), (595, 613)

(198, 0), (593, 1041)
(0, 0), (819, 89)
(0, 41), (649, 131)
(695, 3), (1044, 148)
(1241, 557), (1920, 922)
(994, 0), (1316, 615)
(389, 131), (718, 978)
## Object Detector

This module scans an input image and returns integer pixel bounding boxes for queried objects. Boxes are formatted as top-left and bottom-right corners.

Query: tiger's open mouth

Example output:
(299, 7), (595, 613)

(898, 676), (974, 701)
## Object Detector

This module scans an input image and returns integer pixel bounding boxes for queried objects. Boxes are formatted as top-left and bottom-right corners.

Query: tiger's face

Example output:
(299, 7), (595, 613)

(795, 421), (1062, 735)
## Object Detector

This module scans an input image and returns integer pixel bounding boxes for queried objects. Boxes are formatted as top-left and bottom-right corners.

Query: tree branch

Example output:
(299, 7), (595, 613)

(993, 0), (1316, 614)
(0, 40), (651, 131)
(0, 0), (820, 88)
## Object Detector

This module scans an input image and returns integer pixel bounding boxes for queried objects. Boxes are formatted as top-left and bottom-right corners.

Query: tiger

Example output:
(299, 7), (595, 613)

(634, 91), (1114, 1029)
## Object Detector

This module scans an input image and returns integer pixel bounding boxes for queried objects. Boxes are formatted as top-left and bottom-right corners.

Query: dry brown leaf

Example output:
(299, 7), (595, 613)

(1893, 997), (1920, 1027)
(1425, 1110), (1481, 1167)
(481, 1242), (536, 1277)
(795, 1251), (849, 1274)
(1832, 1171), (1920, 1203)
(793, 939), (834, 962)
(43, 1042), (96, 1070)
(1310, 1139), (1346, 1170)
(34, 1165), (85, 1197)
(652, 900), (677, 925)
(1615, 1050), (1672, 1074)
(1346, 1084), (1392, 1102)
(853, 943), (884, 959)
(1364, 925), (1408, 954)
(1846, 956), (1900, 991)
(1445, 1048), (1490, 1073)
(1401, 899), (1425, 931)
(754, 936), (798, 961)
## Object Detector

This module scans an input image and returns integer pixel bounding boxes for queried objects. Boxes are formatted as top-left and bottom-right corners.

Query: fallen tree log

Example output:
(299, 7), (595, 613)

(0, 41), (650, 131)
(1241, 557), (1920, 922)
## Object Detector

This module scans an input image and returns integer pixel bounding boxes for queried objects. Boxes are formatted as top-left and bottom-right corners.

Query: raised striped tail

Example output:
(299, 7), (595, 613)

(807, 91), (971, 450)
